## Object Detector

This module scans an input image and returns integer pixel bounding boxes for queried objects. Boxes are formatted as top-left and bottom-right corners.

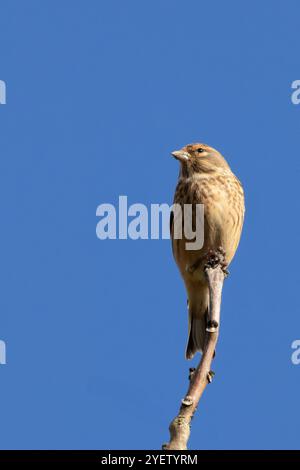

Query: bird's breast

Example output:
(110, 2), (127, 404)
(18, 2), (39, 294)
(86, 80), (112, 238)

(172, 172), (244, 277)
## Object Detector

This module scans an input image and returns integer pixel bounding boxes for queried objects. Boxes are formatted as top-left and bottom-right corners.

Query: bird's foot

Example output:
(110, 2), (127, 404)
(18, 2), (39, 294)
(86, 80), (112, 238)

(204, 247), (229, 277)
(222, 267), (230, 278)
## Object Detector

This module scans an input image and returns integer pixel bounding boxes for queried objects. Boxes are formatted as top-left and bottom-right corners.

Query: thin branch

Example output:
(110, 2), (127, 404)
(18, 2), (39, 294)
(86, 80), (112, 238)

(163, 264), (225, 450)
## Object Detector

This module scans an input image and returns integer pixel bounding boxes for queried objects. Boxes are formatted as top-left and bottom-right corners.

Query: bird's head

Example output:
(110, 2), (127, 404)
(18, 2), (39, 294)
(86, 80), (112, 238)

(171, 143), (230, 176)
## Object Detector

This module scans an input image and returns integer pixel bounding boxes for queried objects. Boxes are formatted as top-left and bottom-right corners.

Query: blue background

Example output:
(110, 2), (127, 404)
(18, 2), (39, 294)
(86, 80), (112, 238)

(0, 0), (299, 450)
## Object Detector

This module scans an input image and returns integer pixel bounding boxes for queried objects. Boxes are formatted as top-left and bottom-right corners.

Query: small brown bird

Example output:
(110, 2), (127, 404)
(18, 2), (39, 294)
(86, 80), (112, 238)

(170, 143), (245, 359)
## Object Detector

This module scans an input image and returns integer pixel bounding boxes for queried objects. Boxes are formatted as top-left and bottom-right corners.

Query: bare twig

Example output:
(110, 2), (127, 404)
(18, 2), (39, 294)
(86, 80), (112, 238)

(163, 263), (225, 450)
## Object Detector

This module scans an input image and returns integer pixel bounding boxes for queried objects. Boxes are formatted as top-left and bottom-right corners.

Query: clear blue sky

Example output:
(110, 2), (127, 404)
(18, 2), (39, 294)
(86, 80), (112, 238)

(0, 0), (299, 450)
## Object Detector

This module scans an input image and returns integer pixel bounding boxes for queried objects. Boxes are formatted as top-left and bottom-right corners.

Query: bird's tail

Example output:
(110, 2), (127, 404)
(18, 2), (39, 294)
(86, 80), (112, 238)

(185, 288), (209, 360)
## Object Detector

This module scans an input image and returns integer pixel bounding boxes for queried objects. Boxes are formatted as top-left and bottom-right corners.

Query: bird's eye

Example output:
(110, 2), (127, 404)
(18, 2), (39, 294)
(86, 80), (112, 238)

(197, 148), (204, 153)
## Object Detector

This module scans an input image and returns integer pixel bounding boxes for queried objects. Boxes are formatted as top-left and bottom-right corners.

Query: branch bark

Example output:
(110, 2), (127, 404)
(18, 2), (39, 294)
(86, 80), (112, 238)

(163, 264), (225, 450)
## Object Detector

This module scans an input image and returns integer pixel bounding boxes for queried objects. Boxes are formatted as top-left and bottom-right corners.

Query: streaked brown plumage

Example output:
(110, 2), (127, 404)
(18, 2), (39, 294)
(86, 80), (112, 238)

(170, 143), (245, 359)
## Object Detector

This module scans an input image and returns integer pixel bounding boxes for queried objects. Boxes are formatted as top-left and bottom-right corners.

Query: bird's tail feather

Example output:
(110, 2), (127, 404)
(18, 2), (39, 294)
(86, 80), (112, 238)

(185, 307), (208, 360)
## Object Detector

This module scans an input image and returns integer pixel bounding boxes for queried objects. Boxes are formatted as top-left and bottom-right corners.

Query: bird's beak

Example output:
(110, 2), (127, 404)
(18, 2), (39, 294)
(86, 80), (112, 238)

(171, 150), (190, 163)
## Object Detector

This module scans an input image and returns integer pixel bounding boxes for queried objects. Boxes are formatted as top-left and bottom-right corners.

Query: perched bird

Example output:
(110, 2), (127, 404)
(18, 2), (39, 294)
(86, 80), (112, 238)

(170, 143), (245, 359)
